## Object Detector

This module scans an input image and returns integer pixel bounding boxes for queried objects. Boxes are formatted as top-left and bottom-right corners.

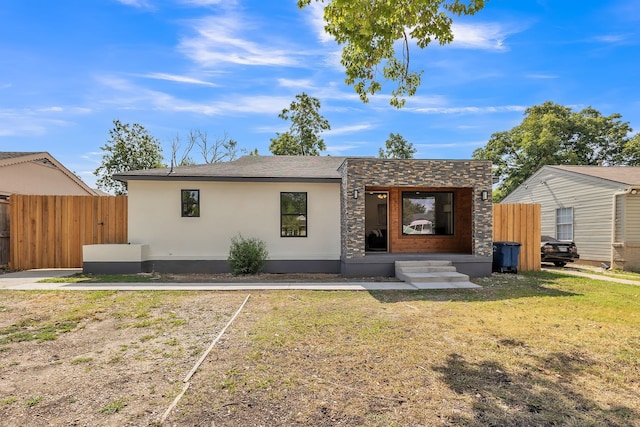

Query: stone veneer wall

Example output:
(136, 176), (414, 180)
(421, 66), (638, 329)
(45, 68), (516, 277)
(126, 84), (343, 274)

(339, 158), (493, 260)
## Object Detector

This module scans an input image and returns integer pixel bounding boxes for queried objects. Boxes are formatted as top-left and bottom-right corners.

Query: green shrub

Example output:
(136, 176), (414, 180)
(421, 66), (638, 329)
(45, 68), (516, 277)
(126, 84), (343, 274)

(227, 234), (269, 275)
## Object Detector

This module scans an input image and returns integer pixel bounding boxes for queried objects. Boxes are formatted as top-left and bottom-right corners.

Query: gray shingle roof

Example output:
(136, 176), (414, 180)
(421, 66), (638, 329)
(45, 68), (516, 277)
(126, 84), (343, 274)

(551, 165), (640, 186)
(0, 151), (46, 161)
(114, 155), (348, 182)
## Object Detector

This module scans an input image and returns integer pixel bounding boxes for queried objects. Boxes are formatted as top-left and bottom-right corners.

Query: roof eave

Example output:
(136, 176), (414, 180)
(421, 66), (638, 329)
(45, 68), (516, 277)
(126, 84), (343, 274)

(113, 174), (342, 184)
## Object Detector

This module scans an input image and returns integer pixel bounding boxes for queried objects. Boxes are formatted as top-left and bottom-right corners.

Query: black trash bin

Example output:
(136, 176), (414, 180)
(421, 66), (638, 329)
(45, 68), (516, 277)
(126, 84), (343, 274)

(492, 241), (521, 273)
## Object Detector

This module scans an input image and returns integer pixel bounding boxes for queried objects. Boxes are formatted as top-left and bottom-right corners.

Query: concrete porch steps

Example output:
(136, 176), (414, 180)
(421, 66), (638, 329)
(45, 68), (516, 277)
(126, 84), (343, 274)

(395, 260), (481, 289)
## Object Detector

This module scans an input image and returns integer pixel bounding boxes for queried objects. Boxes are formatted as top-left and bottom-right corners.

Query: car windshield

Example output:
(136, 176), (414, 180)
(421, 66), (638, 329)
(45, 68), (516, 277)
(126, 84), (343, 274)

(541, 236), (561, 242)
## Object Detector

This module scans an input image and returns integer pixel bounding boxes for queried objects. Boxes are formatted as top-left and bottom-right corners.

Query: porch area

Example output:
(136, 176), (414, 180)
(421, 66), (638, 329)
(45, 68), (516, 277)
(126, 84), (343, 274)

(341, 252), (492, 278)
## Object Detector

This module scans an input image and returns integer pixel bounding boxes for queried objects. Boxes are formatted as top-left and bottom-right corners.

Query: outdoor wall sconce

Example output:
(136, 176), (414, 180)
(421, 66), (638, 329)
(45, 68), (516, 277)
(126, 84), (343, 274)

(353, 189), (359, 199)
(481, 190), (489, 201)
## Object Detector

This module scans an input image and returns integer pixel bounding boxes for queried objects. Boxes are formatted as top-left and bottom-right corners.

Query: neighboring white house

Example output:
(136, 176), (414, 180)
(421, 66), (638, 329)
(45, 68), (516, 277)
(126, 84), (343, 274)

(502, 165), (640, 271)
(0, 151), (97, 197)
(84, 155), (494, 277)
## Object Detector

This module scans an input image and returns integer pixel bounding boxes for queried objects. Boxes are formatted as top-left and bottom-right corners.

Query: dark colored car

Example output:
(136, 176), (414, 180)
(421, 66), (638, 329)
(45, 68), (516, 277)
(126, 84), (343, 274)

(541, 236), (580, 267)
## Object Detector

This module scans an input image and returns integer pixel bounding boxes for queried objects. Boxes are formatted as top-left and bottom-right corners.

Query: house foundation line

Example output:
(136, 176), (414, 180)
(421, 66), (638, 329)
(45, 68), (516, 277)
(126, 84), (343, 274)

(183, 294), (251, 383)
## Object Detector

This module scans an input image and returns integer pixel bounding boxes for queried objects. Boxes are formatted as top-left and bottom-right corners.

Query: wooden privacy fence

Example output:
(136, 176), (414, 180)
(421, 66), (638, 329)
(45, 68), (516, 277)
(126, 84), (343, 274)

(0, 199), (9, 266)
(10, 195), (128, 270)
(493, 203), (541, 272)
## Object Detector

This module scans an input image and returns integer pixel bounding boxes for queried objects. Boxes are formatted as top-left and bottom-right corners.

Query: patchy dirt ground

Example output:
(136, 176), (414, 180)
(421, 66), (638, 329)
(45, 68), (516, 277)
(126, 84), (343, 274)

(0, 291), (252, 426)
(2, 273), (639, 427)
(93, 272), (401, 283)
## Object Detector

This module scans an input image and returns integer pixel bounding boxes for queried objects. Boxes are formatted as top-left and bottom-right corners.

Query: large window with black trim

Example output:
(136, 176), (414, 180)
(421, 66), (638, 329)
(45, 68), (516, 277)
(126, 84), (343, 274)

(402, 191), (454, 235)
(181, 189), (200, 217)
(281, 192), (307, 237)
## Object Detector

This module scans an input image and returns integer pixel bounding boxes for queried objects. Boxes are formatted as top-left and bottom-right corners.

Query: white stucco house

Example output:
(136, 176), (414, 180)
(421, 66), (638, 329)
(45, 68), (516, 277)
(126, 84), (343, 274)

(502, 165), (640, 271)
(83, 155), (494, 277)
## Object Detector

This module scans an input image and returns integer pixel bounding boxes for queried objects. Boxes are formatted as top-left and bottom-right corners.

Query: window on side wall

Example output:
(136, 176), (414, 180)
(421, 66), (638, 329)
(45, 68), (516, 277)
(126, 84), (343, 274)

(281, 192), (307, 237)
(556, 207), (573, 240)
(401, 191), (454, 235)
(181, 190), (200, 217)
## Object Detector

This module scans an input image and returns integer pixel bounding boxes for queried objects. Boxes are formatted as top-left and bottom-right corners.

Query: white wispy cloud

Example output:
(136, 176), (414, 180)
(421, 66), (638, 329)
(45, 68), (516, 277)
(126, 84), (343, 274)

(0, 109), (72, 136)
(525, 73), (558, 79)
(179, 15), (299, 67)
(277, 78), (316, 90)
(37, 106), (64, 112)
(325, 143), (369, 154)
(322, 48), (345, 72)
(179, 0), (227, 6)
(406, 105), (527, 114)
(299, 1), (345, 73)
(114, 0), (153, 9)
(206, 96), (292, 115)
(450, 22), (514, 51)
(415, 140), (486, 149)
(33, 106), (91, 114)
(81, 151), (103, 162)
(98, 75), (290, 115)
(399, 93), (449, 107)
(326, 123), (374, 136)
(98, 75), (196, 114)
(140, 72), (219, 87)
(304, 1), (333, 44)
(592, 34), (627, 43)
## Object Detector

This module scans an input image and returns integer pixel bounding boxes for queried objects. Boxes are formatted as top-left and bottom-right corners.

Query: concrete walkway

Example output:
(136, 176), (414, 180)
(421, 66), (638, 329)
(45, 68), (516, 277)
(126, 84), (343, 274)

(0, 269), (82, 290)
(2, 266), (639, 291)
(542, 266), (640, 286)
(0, 268), (417, 291)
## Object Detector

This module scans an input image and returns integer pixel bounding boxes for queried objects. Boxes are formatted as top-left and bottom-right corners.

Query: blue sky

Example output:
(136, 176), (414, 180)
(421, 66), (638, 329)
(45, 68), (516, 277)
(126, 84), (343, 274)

(1, 0), (639, 188)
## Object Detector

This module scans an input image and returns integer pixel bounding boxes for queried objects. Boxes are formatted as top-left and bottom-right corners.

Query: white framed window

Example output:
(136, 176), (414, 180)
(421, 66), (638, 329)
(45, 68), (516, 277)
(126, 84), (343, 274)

(556, 207), (573, 241)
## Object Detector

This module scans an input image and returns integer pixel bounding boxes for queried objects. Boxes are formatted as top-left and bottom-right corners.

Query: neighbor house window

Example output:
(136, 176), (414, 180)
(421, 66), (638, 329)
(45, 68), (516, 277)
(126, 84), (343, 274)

(556, 207), (573, 240)
(402, 192), (454, 235)
(181, 190), (200, 217)
(281, 192), (307, 237)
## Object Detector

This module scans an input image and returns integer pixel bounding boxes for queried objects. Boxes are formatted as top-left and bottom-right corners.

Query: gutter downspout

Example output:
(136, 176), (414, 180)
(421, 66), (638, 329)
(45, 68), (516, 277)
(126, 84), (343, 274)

(611, 186), (640, 269)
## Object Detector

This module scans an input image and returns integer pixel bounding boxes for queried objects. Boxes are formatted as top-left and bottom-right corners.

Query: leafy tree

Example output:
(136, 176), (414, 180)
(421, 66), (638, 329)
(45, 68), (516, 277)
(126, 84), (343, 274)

(472, 102), (635, 201)
(379, 133), (416, 159)
(622, 133), (640, 166)
(298, 0), (486, 108)
(269, 133), (303, 156)
(94, 120), (164, 195)
(269, 92), (331, 156)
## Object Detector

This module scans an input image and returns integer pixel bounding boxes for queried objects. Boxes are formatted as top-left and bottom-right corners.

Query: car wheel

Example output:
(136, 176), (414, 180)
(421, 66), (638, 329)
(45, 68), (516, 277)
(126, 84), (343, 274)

(553, 261), (566, 267)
